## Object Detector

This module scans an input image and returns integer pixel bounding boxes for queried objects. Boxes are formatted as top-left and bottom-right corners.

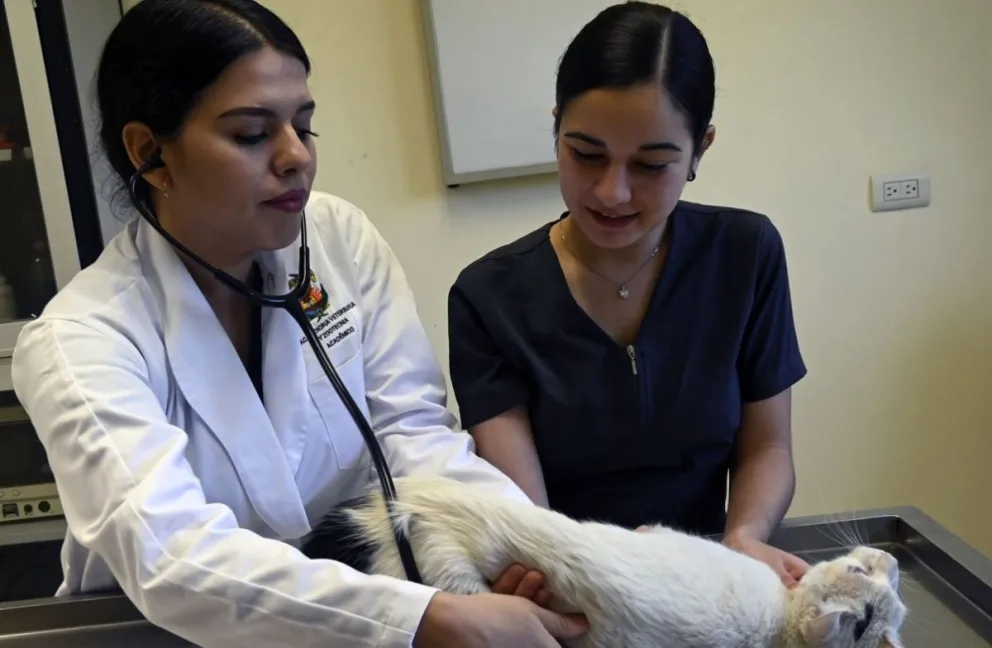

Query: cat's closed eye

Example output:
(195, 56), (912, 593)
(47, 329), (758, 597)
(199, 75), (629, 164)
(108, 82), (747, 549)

(847, 564), (870, 575)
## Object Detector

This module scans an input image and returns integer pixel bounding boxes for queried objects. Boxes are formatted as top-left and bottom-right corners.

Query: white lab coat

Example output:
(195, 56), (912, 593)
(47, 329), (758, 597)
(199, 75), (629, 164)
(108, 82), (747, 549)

(11, 191), (528, 647)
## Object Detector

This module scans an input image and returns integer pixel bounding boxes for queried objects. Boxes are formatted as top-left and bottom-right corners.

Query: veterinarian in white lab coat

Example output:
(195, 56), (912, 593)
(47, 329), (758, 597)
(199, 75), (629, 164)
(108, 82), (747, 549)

(9, 2), (588, 647)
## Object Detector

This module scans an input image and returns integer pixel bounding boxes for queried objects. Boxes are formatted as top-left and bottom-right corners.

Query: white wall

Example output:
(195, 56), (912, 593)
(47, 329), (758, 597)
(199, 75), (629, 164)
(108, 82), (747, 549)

(258, 0), (992, 555)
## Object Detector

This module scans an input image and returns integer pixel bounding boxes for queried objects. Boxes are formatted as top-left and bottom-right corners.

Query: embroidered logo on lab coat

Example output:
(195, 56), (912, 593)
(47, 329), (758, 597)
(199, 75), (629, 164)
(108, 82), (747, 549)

(289, 269), (330, 320)
(288, 269), (357, 349)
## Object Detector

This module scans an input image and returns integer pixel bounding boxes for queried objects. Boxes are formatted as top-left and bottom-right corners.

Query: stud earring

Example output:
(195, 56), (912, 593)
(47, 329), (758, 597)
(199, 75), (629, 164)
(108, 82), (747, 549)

(688, 170), (697, 182)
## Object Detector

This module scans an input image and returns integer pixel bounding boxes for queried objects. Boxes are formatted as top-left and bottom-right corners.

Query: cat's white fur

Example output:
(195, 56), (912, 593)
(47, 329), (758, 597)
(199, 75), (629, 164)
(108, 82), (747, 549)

(340, 475), (907, 648)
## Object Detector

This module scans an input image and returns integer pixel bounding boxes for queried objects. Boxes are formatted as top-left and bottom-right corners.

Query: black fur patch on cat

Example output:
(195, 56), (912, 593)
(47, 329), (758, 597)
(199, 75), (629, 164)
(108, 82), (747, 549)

(301, 495), (376, 574)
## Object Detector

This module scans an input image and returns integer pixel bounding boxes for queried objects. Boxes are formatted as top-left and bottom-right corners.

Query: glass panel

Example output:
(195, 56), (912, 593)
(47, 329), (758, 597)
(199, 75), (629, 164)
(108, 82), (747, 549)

(0, 5), (58, 325)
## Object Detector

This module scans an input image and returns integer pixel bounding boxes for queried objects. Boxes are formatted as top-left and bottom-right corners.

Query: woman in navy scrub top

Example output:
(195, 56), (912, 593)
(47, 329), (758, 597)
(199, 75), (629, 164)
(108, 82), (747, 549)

(448, 2), (810, 587)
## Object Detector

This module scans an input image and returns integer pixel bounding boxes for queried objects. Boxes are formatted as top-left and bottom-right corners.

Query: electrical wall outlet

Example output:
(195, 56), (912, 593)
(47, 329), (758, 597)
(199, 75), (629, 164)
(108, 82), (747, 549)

(901, 179), (919, 199)
(870, 172), (930, 212)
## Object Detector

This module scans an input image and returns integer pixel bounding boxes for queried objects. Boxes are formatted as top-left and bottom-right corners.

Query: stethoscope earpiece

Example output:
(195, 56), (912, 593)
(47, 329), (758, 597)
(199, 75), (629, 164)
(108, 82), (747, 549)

(126, 164), (310, 306)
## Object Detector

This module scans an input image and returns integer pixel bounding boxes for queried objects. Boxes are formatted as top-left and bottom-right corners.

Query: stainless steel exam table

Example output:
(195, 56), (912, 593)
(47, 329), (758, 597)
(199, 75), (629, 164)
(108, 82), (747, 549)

(0, 506), (989, 647)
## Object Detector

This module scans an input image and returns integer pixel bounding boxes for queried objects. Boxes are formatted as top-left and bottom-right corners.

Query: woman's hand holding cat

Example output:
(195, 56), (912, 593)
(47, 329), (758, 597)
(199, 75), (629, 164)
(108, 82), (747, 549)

(723, 533), (810, 589)
(490, 563), (552, 606)
(412, 591), (589, 647)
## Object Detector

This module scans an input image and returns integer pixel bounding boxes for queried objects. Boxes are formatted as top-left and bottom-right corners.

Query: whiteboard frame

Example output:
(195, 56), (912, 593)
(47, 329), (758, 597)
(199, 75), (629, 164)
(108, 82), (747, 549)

(419, 0), (559, 188)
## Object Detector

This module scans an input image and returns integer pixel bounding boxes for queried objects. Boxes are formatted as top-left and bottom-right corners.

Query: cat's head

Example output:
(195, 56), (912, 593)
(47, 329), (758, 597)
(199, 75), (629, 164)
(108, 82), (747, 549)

(789, 546), (906, 648)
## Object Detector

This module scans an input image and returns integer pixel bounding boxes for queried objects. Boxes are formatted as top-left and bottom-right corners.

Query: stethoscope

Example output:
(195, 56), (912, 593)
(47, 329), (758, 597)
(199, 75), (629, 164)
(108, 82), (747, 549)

(129, 156), (424, 585)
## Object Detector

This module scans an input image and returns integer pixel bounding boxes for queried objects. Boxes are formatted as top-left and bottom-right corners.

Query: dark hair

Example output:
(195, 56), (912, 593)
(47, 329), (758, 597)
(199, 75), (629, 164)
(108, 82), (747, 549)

(96, 0), (310, 208)
(554, 1), (715, 155)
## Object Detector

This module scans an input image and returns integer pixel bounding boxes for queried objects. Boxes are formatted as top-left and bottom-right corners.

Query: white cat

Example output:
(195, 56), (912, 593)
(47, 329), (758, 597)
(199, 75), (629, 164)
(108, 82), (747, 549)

(333, 475), (907, 648)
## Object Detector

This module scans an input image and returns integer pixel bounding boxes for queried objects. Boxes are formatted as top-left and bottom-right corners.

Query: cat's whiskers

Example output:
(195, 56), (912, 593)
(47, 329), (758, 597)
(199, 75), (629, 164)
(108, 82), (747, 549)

(815, 519), (858, 553)
(839, 510), (871, 547)
(815, 513), (873, 554)
(898, 600), (932, 635)
(850, 512), (872, 546)
(896, 570), (924, 597)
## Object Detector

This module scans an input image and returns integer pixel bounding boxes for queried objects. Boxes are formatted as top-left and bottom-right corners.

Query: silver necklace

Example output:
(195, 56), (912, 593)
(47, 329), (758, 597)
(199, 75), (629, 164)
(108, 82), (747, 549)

(558, 223), (660, 300)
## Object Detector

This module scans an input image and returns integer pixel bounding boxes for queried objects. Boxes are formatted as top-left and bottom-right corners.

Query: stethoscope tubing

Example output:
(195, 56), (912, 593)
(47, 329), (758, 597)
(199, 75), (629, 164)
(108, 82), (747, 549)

(128, 160), (424, 584)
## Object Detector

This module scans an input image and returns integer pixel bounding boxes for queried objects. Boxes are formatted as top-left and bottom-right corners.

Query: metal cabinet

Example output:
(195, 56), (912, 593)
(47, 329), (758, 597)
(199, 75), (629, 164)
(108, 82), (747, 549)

(0, 0), (120, 391)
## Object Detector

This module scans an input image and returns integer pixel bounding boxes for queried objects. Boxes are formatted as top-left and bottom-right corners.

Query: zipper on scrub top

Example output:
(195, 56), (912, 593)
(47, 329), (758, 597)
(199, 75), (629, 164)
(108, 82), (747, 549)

(627, 344), (638, 375)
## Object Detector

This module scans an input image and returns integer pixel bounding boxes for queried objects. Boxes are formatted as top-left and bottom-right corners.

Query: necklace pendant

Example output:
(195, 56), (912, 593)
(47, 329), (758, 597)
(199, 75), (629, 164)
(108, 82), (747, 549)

(618, 285), (630, 300)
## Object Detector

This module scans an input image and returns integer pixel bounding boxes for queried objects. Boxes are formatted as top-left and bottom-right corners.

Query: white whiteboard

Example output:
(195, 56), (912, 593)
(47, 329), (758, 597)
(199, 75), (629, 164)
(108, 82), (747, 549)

(420, 0), (614, 187)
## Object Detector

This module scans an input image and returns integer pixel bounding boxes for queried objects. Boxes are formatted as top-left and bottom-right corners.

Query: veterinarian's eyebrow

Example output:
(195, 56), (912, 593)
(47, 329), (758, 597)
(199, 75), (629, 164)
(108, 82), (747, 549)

(562, 131), (683, 152)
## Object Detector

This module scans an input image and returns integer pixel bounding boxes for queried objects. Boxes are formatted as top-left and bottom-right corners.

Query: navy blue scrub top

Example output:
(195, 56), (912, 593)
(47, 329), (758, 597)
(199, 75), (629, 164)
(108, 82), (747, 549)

(447, 201), (807, 535)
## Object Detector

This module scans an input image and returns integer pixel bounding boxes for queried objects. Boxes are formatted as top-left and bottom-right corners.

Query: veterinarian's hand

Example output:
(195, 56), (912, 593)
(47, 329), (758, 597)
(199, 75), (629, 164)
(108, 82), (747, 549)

(412, 591), (589, 647)
(490, 563), (552, 607)
(724, 534), (809, 589)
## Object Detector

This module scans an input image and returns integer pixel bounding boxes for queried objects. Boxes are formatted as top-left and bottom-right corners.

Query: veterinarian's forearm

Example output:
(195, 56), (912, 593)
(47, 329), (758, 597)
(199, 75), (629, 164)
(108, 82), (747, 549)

(723, 446), (796, 544)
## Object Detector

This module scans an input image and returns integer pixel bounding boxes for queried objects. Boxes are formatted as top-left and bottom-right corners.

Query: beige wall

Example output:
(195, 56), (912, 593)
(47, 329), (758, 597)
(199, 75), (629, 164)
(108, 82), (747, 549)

(117, 0), (992, 554)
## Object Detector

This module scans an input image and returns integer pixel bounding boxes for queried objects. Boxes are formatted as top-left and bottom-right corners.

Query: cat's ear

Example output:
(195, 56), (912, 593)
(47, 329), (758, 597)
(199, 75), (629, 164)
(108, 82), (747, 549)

(801, 605), (854, 645)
